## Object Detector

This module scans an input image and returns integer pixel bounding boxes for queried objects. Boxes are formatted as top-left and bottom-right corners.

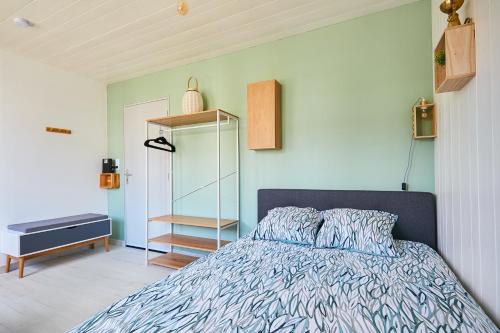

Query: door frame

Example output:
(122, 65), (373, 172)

(122, 97), (170, 249)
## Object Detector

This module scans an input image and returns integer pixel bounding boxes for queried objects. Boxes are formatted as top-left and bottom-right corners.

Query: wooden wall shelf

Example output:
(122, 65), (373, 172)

(149, 233), (230, 252)
(148, 214), (237, 229)
(147, 109), (237, 127)
(99, 173), (120, 189)
(46, 127), (72, 135)
(413, 103), (437, 140)
(149, 252), (197, 270)
(434, 23), (476, 93)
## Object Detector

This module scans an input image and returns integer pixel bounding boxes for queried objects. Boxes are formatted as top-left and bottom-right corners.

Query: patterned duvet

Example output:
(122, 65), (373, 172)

(69, 238), (498, 333)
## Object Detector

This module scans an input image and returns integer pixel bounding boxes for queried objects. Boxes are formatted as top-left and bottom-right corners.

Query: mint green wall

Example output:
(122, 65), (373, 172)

(107, 0), (433, 241)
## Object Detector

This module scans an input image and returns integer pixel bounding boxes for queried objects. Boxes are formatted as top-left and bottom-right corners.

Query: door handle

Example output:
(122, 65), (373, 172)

(124, 169), (133, 184)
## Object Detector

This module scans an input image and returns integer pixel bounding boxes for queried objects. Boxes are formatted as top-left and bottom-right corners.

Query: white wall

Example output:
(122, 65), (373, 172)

(433, 0), (500, 325)
(0, 51), (108, 254)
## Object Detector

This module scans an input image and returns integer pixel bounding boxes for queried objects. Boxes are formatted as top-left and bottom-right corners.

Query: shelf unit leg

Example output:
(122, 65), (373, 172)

(169, 126), (174, 254)
(216, 110), (221, 249)
(145, 120), (149, 266)
(236, 118), (240, 240)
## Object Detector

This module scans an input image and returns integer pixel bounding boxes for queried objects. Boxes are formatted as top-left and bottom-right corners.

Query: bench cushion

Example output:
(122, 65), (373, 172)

(8, 213), (109, 234)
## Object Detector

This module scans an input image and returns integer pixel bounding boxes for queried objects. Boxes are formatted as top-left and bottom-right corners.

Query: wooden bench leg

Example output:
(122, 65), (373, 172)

(5, 255), (11, 273)
(104, 237), (109, 252)
(18, 257), (25, 279)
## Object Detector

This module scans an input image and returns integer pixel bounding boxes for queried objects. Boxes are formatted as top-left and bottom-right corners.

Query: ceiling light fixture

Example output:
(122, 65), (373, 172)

(177, 0), (188, 15)
(13, 17), (34, 28)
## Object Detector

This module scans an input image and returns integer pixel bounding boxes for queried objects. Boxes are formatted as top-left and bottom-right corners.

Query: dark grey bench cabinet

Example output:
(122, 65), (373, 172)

(1, 214), (112, 278)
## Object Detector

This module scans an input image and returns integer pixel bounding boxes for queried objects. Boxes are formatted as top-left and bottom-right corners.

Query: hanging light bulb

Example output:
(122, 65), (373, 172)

(418, 97), (430, 118)
(177, 0), (188, 15)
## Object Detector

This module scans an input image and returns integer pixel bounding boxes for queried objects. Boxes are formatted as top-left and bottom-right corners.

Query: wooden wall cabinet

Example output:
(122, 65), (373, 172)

(434, 23), (476, 93)
(247, 80), (281, 150)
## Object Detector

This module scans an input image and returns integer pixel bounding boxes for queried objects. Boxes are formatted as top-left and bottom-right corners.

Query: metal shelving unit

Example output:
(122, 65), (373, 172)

(145, 109), (239, 269)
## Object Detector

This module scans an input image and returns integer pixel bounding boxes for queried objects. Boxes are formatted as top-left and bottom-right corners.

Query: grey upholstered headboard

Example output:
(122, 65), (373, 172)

(258, 189), (437, 250)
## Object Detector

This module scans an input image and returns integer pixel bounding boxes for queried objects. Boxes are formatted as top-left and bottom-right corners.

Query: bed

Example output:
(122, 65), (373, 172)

(69, 189), (498, 333)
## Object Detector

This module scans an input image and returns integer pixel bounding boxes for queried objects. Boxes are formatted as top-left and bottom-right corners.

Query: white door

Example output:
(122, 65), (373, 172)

(124, 99), (170, 250)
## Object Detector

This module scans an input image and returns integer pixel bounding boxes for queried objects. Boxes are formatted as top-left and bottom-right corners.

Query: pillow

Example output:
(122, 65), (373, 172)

(253, 206), (322, 245)
(315, 208), (398, 257)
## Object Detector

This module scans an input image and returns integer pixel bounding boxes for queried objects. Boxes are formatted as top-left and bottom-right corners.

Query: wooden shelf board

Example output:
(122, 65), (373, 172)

(435, 73), (476, 93)
(147, 109), (238, 127)
(149, 233), (229, 252)
(149, 252), (197, 269)
(148, 214), (238, 228)
(414, 135), (437, 139)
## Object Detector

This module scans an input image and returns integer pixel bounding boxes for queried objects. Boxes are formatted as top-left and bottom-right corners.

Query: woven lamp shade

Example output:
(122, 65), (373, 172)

(182, 77), (203, 114)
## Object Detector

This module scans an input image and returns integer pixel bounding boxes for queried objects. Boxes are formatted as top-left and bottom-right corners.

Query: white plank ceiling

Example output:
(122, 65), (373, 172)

(0, 0), (416, 83)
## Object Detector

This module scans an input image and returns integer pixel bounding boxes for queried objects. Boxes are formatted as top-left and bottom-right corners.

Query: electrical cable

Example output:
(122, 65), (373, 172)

(402, 98), (423, 188)
(403, 134), (415, 184)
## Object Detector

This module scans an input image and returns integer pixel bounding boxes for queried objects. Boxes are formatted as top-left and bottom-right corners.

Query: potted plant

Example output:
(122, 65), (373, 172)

(435, 50), (446, 66)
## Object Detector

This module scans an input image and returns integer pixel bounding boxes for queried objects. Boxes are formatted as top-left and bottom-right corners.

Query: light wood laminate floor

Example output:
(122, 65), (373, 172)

(0, 245), (172, 333)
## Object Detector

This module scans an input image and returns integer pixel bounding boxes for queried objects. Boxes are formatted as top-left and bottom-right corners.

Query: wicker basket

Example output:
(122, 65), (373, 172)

(182, 77), (203, 114)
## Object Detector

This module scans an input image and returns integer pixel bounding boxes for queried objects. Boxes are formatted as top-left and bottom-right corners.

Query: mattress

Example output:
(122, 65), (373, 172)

(68, 237), (498, 332)
(8, 213), (109, 234)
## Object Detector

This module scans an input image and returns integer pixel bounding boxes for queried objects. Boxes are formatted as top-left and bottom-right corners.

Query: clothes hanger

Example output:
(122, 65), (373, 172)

(144, 136), (176, 152)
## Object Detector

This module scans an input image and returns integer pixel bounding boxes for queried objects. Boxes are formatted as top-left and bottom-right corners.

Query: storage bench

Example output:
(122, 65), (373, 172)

(2, 214), (111, 278)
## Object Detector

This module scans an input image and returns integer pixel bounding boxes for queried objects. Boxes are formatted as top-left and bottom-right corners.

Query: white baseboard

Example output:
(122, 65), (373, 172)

(172, 248), (203, 258)
(109, 238), (125, 247)
(118, 239), (201, 258)
(141, 245), (203, 258)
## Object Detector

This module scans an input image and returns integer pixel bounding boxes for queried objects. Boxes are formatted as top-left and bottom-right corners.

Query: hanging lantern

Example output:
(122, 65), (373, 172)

(182, 77), (203, 114)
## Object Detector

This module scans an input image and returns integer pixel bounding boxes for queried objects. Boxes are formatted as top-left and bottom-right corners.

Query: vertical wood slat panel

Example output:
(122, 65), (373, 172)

(433, 0), (499, 324)
(491, 0), (500, 316)
(451, 91), (458, 272)
(456, 86), (465, 284)
(467, 84), (480, 289)
(475, 0), (496, 308)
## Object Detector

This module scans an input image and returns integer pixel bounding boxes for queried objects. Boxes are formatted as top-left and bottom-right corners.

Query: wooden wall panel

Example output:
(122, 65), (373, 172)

(432, 0), (500, 325)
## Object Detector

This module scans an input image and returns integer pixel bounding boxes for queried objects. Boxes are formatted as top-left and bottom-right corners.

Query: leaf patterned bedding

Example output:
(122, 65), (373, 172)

(68, 237), (499, 333)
